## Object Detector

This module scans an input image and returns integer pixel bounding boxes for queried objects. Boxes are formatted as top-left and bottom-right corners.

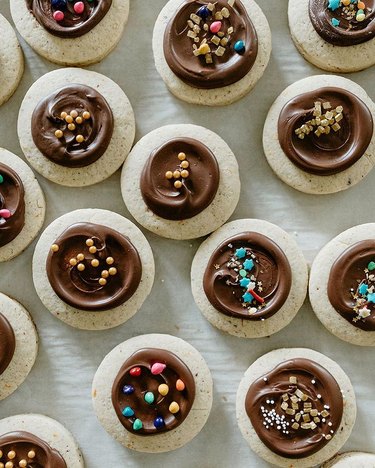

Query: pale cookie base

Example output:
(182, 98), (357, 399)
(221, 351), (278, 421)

(121, 124), (240, 240)
(191, 219), (308, 338)
(263, 75), (375, 195)
(288, 0), (375, 72)
(236, 348), (356, 468)
(0, 414), (84, 467)
(92, 333), (213, 453)
(0, 293), (38, 401)
(323, 452), (375, 468)
(18, 68), (135, 187)
(310, 223), (375, 346)
(32, 209), (155, 330)
(152, 0), (272, 106)
(10, 0), (129, 66)
(0, 148), (45, 262)
(0, 14), (24, 107)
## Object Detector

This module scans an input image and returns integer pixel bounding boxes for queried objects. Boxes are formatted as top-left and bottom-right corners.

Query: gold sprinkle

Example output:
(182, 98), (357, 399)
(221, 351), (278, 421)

(7, 452), (15, 460)
(82, 111), (91, 120)
(77, 263), (85, 272)
(89, 246), (97, 254)
(28, 451), (36, 459)
(91, 259), (99, 267)
(99, 278), (107, 286)
(106, 257), (114, 265)
(180, 160), (189, 169)
(101, 270), (109, 279)
(76, 135), (84, 143)
(173, 170), (181, 179)
(109, 267), (117, 276)
(51, 244), (59, 252)
(165, 171), (173, 179)
(86, 239), (94, 247)
(174, 180), (182, 189)
(65, 115), (73, 124)
(289, 376), (297, 384)
(181, 170), (189, 178)
(55, 129), (63, 139)
(60, 111), (67, 119)
(70, 110), (78, 118)
(69, 258), (77, 266)
(178, 152), (186, 161)
(75, 116), (83, 124)
(77, 253), (85, 261)
(68, 123), (76, 131)
(19, 461), (27, 468)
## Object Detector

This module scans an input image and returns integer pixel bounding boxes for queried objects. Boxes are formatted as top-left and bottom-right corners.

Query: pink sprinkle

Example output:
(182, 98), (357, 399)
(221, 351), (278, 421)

(151, 363), (166, 375)
(53, 10), (64, 22)
(210, 21), (222, 34)
(0, 209), (11, 219)
(74, 1), (85, 14)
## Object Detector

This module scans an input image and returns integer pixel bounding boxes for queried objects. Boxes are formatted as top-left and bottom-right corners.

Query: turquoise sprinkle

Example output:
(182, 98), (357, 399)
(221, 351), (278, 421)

(239, 269), (247, 277)
(122, 406), (134, 417)
(133, 419), (143, 431)
(367, 293), (375, 303)
(235, 248), (246, 259)
(240, 278), (250, 288)
(243, 259), (254, 271)
(0, 175), (3, 184)
(328, 0), (340, 10)
(144, 392), (155, 404)
(359, 283), (368, 295)
(368, 261), (375, 271)
(234, 40), (245, 54)
(331, 18), (340, 26)
(242, 292), (254, 303)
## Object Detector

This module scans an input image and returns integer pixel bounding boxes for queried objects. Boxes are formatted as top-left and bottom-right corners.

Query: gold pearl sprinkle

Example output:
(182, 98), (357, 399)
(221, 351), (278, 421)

(55, 129), (63, 139)
(76, 135), (84, 143)
(101, 270), (109, 279)
(0, 463), (4, 468)
(99, 278), (107, 286)
(174, 180), (182, 189)
(86, 238), (94, 247)
(7, 452), (15, 460)
(91, 259), (99, 267)
(77, 263), (85, 272)
(106, 257), (114, 265)
(28, 451), (36, 459)
(68, 123), (76, 131)
(181, 170), (189, 178)
(173, 170), (181, 179)
(5, 462), (13, 468)
(82, 111), (91, 120)
(0, 451), (2, 458)
(60, 111), (67, 119)
(75, 116), (83, 124)
(77, 253), (85, 261)
(178, 152), (186, 161)
(165, 171), (173, 179)
(70, 110), (78, 118)
(65, 115), (73, 124)
(109, 267), (117, 276)
(180, 160), (189, 169)
(19, 461), (27, 468)
(51, 244), (59, 252)
(89, 246), (97, 254)
(69, 258), (77, 266)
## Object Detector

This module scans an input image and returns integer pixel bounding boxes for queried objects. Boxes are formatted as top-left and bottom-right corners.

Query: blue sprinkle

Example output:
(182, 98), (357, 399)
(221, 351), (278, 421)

(122, 406), (134, 417)
(235, 248), (246, 259)
(242, 292), (254, 303)
(234, 40), (245, 54)
(359, 283), (368, 295)
(328, 0), (340, 10)
(243, 258), (254, 271)
(240, 277), (250, 288)
(367, 292), (375, 303)
(154, 416), (165, 429)
(196, 6), (210, 19)
(331, 18), (340, 27)
(122, 385), (134, 395)
(51, 0), (67, 9)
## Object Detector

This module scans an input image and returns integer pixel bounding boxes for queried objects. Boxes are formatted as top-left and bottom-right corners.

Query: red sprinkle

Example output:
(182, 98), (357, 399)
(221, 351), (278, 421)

(247, 289), (265, 304)
(53, 10), (64, 21)
(129, 367), (141, 377)
(74, 1), (85, 14)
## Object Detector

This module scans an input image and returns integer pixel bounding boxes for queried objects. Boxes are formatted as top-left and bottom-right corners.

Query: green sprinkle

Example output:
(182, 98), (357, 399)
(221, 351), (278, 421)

(368, 261), (375, 271)
(133, 419), (143, 431)
(0, 175), (3, 184)
(144, 391), (155, 404)
(239, 269), (247, 277)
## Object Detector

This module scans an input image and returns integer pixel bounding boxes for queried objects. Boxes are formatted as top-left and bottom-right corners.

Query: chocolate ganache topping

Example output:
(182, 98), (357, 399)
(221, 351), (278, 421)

(278, 87), (373, 176)
(112, 348), (195, 435)
(140, 138), (220, 221)
(245, 358), (343, 458)
(203, 232), (292, 320)
(163, 0), (258, 89)
(0, 163), (25, 248)
(328, 240), (375, 331)
(46, 223), (142, 311)
(0, 431), (66, 467)
(26, 0), (112, 39)
(31, 84), (114, 168)
(309, 0), (375, 47)
(0, 313), (15, 375)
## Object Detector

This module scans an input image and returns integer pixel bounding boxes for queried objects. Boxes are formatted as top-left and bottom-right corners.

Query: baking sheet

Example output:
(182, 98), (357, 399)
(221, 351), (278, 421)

(0, 1), (374, 467)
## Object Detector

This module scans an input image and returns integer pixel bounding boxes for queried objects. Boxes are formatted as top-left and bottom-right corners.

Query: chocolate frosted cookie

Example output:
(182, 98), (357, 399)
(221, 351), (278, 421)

(236, 348), (356, 467)
(32, 208), (154, 330)
(92, 334), (213, 452)
(191, 219), (308, 338)
(323, 451), (375, 467)
(153, 0), (271, 106)
(18, 68), (135, 187)
(289, 0), (375, 72)
(121, 124), (240, 240)
(310, 223), (375, 346)
(10, 0), (129, 66)
(263, 75), (375, 194)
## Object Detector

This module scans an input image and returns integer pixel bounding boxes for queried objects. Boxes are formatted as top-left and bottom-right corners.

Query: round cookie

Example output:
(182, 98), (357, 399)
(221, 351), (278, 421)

(288, 0), (375, 72)
(310, 223), (375, 346)
(152, 0), (271, 106)
(0, 148), (45, 262)
(0, 414), (84, 467)
(236, 348), (356, 468)
(121, 124), (240, 240)
(0, 14), (24, 107)
(18, 68), (135, 187)
(191, 219), (308, 338)
(10, 0), (129, 66)
(323, 452), (375, 467)
(263, 75), (375, 195)
(92, 333), (213, 453)
(0, 292), (38, 401)
(32, 208), (154, 330)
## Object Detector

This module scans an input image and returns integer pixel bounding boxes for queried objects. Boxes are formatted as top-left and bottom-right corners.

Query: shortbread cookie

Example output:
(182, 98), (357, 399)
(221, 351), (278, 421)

(32, 209), (154, 330)
(310, 223), (375, 346)
(92, 333), (213, 453)
(153, 0), (271, 106)
(11, 0), (129, 66)
(0, 14), (24, 107)
(18, 68), (135, 187)
(263, 75), (375, 194)
(0, 414), (84, 467)
(323, 451), (375, 467)
(121, 124), (240, 240)
(0, 293), (38, 401)
(289, 0), (375, 72)
(191, 219), (308, 338)
(237, 348), (356, 467)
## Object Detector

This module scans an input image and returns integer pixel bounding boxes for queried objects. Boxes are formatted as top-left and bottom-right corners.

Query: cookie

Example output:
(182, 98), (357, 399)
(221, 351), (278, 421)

(323, 452), (375, 467)
(263, 75), (375, 195)
(236, 348), (356, 468)
(10, 0), (129, 66)
(191, 219), (308, 338)
(92, 333), (213, 453)
(18, 67), (135, 187)
(0, 292), (38, 401)
(121, 124), (240, 240)
(310, 223), (375, 346)
(32, 208), (154, 330)
(152, 0), (271, 106)
(0, 413), (84, 467)
(0, 148), (45, 262)
(0, 14), (24, 107)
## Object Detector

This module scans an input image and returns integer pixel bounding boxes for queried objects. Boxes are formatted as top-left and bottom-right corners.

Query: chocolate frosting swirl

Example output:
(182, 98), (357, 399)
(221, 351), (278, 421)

(0, 431), (66, 467)
(0, 163), (25, 247)
(140, 138), (220, 221)
(163, 0), (258, 89)
(309, 0), (375, 47)
(112, 348), (195, 435)
(0, 313), (15, 375)
(245, 358), (343, 459)
(46, 222), (142, 311)
(26, 0), (112, 38)
(328, 240), (375, 331)
(203, 232), (292, 320)
(31, 84), (114, 168)
(278, 87), (373, 176)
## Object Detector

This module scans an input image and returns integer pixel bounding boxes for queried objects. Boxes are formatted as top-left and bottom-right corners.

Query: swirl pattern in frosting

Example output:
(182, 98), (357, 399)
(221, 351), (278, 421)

(0, 313), (15, 376)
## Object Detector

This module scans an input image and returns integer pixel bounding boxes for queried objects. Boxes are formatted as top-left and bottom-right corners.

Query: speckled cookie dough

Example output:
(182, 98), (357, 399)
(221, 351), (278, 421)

(323, 451), (375, 467)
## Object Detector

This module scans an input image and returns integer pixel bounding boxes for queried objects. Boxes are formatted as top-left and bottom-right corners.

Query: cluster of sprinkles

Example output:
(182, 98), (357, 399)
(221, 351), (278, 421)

(295, 100), (344, 139)
(51, 0), (87, 22)
(54, 109), (91, 144)
(186, 0), (246, 65)
(165, 151), (190, 190)
(328, 0), (370, 27)
(0, 175), (11, 223)
(350, 260), (375, 322)
(0, 448), (37, 468)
